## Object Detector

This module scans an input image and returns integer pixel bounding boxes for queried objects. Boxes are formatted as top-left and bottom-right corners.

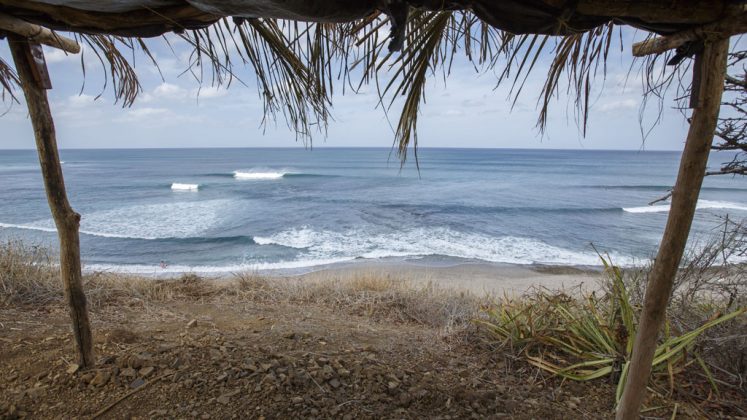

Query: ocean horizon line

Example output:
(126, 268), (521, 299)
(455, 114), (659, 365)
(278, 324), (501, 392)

(1, 146), (687, 153)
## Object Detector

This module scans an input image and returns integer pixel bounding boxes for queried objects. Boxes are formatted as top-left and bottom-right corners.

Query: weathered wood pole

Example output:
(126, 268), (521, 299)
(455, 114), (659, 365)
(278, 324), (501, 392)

(616, 37), (729, 419)
(7, 34), (95, 368)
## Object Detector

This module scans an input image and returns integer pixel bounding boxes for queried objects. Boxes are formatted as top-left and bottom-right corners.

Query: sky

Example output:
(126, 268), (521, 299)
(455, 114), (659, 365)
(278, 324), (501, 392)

(0, 25), (716, 151)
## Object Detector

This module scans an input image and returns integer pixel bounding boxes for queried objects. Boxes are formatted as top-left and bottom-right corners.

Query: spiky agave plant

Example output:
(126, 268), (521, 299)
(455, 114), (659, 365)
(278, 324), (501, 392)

(479, 255), (746, 403)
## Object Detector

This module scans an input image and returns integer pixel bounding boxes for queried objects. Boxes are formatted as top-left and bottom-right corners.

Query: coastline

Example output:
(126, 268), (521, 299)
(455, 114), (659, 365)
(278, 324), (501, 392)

(295, 261), (603, 296)
(84, 258), (605, 296)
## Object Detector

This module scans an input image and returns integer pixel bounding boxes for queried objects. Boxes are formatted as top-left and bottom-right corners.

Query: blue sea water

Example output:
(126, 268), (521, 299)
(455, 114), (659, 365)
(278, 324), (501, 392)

(1, 148), (745, 274)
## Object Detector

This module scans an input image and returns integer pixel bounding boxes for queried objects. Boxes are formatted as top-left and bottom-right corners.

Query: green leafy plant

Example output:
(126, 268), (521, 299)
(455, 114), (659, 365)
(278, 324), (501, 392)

(479, 255), (746, 403)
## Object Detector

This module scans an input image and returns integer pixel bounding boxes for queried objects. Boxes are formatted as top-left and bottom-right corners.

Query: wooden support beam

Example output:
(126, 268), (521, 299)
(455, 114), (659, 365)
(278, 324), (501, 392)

(7, 34), (94, 369)
(576, 0), (726, 24)
(0, 12), (80, 54)
(616, 37), (729, 420)
(632, 9), (747, 57)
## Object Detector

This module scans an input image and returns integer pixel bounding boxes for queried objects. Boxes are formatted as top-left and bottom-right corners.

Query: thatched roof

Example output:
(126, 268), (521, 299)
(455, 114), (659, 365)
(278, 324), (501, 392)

(1, 0), (732, 37)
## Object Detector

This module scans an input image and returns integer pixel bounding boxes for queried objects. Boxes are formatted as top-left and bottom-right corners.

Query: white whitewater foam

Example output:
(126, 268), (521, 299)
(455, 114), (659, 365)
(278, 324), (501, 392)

(0, 222), (57, 234)
(234, 171), (286, 180)
(84, 257), (352, 275)
(171, 183), (199, 191)
(254, 226), (638, 267)
(624, 199), (747, 214)
(2, 199), (236, 240)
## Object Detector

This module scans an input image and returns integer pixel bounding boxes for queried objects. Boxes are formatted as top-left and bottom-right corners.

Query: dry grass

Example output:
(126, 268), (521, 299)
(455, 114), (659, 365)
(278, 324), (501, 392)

(0, 241), (482, 334)
(0, 240), (59, 305)
(233, 272), (481, 332)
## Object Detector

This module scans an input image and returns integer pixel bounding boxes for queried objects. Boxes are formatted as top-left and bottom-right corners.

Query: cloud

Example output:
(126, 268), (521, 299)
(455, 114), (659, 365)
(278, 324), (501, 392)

(66, 93), (99, 108)
(42, 46), (80, 64)
(598, 99), (638, 112)
(137, 83), (228, 104)
(116, 107), (175, 123)
(194, 86), (228, 99)
(140, 82), (188, 103)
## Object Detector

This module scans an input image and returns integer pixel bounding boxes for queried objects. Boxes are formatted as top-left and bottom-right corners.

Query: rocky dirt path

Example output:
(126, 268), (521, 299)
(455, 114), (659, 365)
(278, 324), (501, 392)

(0, 299), (625, 419)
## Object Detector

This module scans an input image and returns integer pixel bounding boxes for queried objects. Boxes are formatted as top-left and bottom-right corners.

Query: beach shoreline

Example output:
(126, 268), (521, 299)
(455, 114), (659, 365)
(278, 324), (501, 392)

(84, 258), (606, 296)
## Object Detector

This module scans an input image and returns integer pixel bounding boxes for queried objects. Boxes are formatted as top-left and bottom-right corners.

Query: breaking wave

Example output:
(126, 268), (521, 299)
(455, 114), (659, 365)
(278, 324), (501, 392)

(0, 199), (235, 240)
(253, 226), (636, 267)
(84, 257), (352, 275)
(234, 171), (287, 180)
(171, 183), (199, 191)
(623, 200), (747, 214)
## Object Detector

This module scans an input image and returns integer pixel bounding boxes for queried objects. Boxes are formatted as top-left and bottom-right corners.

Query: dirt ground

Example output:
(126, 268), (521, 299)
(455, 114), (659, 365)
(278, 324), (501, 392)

(0, 292), (733, 419)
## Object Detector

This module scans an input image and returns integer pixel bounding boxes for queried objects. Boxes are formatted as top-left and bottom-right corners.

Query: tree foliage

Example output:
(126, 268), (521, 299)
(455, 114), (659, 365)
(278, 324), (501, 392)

(710, 50), (747, 176)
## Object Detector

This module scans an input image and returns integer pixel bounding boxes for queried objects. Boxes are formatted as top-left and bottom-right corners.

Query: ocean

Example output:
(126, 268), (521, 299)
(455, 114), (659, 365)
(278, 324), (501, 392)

(1, 148), (745, 274)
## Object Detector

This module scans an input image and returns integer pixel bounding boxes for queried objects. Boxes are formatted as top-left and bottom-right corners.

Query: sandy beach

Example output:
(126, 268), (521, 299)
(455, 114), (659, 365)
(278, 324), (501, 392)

(294, 261), (603, 296)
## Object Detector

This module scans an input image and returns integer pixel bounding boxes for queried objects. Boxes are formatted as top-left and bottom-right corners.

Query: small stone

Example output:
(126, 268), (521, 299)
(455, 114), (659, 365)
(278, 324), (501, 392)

(25, 386), (47, 400)
(187, 319), (197, 328)
(129, 356), (145, 369)
(66, 364), (80, 374)
(216, 395), (231, 405)
(388, 381), (400, 390)
(120, 367), (137, 378)
(291, 397), (303, 404)
(329, 378), (341, 388)
(570, 396), (581, 405)
(98, 355), (116, 365)
(130, 378), (146, 389)
(139, 367), (155, 378)
(90, 370), (111, 387)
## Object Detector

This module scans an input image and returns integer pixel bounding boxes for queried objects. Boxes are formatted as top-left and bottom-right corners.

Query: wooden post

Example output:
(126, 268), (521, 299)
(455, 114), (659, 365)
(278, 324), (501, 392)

(7, 35), (95, 368)
(616, 37), (729, 419)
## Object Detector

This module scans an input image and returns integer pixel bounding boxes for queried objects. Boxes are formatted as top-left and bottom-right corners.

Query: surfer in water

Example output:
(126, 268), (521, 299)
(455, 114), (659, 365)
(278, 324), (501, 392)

(160, 260), (168, 269)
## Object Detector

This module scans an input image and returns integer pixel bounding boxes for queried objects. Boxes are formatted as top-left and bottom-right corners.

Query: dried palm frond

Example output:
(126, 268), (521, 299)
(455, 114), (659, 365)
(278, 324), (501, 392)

(177, 18), (332, 142)
(2, 9), (688, 156)
(0, 56), (19, 104)
(535, 23), (617, 134)
(3, 19), (333, 143)
(76, 34), (143, 107)
(337, 13), (626, 161)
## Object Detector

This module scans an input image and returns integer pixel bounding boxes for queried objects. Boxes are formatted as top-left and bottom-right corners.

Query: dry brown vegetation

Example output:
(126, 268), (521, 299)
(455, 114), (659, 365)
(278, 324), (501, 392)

(0, 239), (745, 418)
(1, 240), (482, 333)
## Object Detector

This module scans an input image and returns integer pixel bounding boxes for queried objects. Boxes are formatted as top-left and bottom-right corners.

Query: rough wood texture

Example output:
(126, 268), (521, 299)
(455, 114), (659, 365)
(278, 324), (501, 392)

(575, 0), (724, 23)
(615, 37), (729, 420)
(7, 34), (95, 369)
(633, 10), (747, 57)
(0, 11), (79, 53)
